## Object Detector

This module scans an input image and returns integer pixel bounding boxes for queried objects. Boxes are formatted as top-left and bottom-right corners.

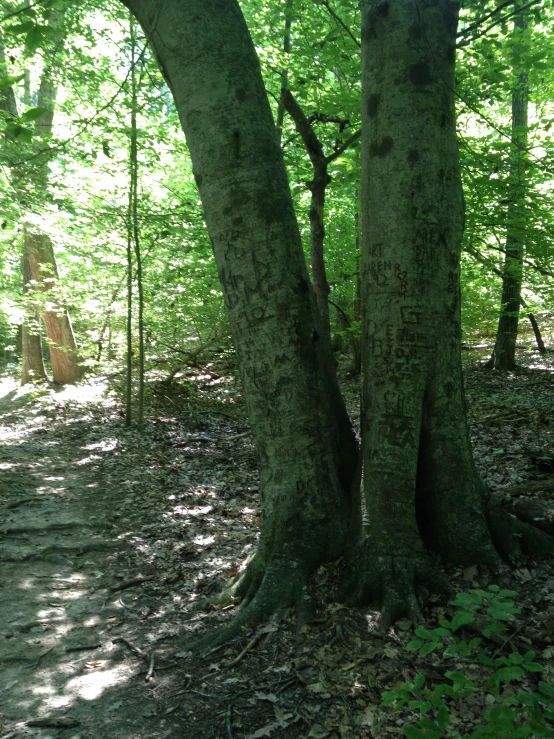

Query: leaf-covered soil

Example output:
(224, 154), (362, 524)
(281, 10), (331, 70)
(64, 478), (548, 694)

(0, 348), (553, 739)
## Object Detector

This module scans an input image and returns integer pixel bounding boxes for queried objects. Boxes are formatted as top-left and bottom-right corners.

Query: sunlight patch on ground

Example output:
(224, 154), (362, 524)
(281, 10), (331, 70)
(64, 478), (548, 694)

(52, 378), (111, 406)
(83, 438), (119, 452)
(63, 663), (133, 701)
(0, 377), (18, 399)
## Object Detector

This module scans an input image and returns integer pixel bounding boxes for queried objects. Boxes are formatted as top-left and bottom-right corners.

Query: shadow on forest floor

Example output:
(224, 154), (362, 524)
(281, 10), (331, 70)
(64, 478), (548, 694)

(0, 349), (553, 739)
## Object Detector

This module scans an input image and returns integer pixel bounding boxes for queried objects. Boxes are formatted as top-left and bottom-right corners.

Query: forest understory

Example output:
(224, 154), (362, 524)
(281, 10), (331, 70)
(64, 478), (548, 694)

(0, 347), (553, 739)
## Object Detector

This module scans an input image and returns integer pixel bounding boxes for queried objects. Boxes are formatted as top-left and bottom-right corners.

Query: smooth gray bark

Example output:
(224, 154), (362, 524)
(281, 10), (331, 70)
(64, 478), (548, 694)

(349, 0), (512, 622)
(122, 0), (358, 642)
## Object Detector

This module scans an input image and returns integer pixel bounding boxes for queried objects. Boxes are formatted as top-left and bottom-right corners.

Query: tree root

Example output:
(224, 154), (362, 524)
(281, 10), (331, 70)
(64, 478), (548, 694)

(184, 558), (315, 653)
(343, 540), (451, 628)
(487, 504), (554, 562)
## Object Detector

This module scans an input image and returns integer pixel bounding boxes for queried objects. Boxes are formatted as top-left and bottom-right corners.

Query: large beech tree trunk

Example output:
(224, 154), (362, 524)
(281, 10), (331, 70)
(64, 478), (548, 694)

(487, 8), (528, 371)
(25, 231), (81, 385)
(122, 0), (358, 644)
(343, 0), (551, 624)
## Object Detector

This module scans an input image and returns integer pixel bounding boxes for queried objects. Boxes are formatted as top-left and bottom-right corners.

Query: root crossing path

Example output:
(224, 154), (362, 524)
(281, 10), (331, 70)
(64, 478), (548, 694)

(0, 378), (186, 739)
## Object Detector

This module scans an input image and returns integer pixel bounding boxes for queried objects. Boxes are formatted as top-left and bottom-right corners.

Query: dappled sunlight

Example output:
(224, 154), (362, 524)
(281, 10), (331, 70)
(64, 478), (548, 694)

(0, 377), (18, 400)
(52, 379), (111, 406)
(63, 663), (134, 702)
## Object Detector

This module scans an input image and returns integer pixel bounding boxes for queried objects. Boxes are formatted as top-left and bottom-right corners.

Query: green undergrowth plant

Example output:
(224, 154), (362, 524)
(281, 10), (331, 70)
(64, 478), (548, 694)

(382, 585), (554, 738)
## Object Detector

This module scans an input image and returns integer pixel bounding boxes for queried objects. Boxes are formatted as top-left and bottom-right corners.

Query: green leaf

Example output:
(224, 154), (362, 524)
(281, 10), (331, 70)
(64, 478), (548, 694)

(25, 26), (44, 52)
(420, 642), (439, 657)
(4, 123), (33, 142)
(451, 610), (475, 632)
(6, 20), (35, 34)
(413, 673), (425, 691)
(437, 704), (450, 730)
(0, 74), (25, 89)
(404, 728), (434, 739)
(415, 626), (433, 639)
(522, 662), (544, 673)
(407, 639), (424, 650)
(539, 681), (554, 699)
(419, 718), (440, 730)
(20, 107), (48, 123)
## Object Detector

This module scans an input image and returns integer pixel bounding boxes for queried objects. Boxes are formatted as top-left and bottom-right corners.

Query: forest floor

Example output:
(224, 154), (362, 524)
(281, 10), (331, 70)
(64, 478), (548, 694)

(0, 347), (553, 739)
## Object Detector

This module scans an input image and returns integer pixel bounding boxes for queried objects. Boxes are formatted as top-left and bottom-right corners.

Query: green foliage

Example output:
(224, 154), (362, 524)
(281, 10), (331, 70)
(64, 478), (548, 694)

(383, 587), (554, 738)
(0, 0), (552, 386)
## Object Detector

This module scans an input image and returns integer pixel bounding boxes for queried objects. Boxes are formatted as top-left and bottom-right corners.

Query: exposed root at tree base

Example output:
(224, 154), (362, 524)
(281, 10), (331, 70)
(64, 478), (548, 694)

(183, 559), (315, 653)
(343, 543), (452, 628)
(487, 504), (554, 561)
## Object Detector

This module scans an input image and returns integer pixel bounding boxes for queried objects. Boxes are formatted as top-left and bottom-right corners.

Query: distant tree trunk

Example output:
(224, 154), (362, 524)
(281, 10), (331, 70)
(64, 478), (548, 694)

(21, 248), (47, 384)
(528, 313), (546, 354)
(122, 0), (358, 643)
(350, 194), (362, 374)
(281, 89), (360, 343)
(25, 231), (81, 384)
(486, 8), (528, 370)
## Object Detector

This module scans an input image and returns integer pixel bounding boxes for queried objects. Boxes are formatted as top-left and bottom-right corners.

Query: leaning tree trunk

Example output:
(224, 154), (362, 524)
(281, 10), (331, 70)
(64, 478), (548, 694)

(25, 232), (81, 385)
(122, 0), (358, 645)
(486, 8), (528, 370)
(346, 0), (551, 624)
(21, 248), (47, 384)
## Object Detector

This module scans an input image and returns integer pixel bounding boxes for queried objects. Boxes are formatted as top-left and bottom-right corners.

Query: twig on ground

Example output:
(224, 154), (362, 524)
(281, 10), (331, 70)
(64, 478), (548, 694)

(110, 574), (153, 592)
(225, 631), (264, 667)
(28, 646), (55, 669)
(145, 653), (155, 681)
(65, 643), (102, 653)
(113, 635), (157, 681)
(26, 717), (79, 729)
(112, 635), (147, 659)
(6, 497), (43, 509)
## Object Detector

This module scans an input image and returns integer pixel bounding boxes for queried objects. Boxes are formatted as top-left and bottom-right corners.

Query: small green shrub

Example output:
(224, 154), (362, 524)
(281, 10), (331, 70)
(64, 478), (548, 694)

(382, 586), (554, 738)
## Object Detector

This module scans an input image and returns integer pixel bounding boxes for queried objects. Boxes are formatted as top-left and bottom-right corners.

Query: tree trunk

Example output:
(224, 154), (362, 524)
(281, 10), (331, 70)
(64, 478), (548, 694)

(281, 90), (361, 343)
(528, 313), (546, 354)
(351, 194), (362, 375)
(486, 8), (528, 370)
(122, 0), (358, 644)
(25, 232), (81, 385)
(1, 16), (81, 386)
(346, 0), (551, 624)
(21, 247), (47, 384)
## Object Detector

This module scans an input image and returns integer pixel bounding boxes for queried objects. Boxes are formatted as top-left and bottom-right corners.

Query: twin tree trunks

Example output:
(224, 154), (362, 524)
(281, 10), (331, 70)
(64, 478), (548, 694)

(123, 0), (553, 644)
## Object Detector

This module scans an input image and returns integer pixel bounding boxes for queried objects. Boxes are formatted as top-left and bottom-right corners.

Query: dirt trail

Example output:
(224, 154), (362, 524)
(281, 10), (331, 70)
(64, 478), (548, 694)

(0, 378), (181, 739)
